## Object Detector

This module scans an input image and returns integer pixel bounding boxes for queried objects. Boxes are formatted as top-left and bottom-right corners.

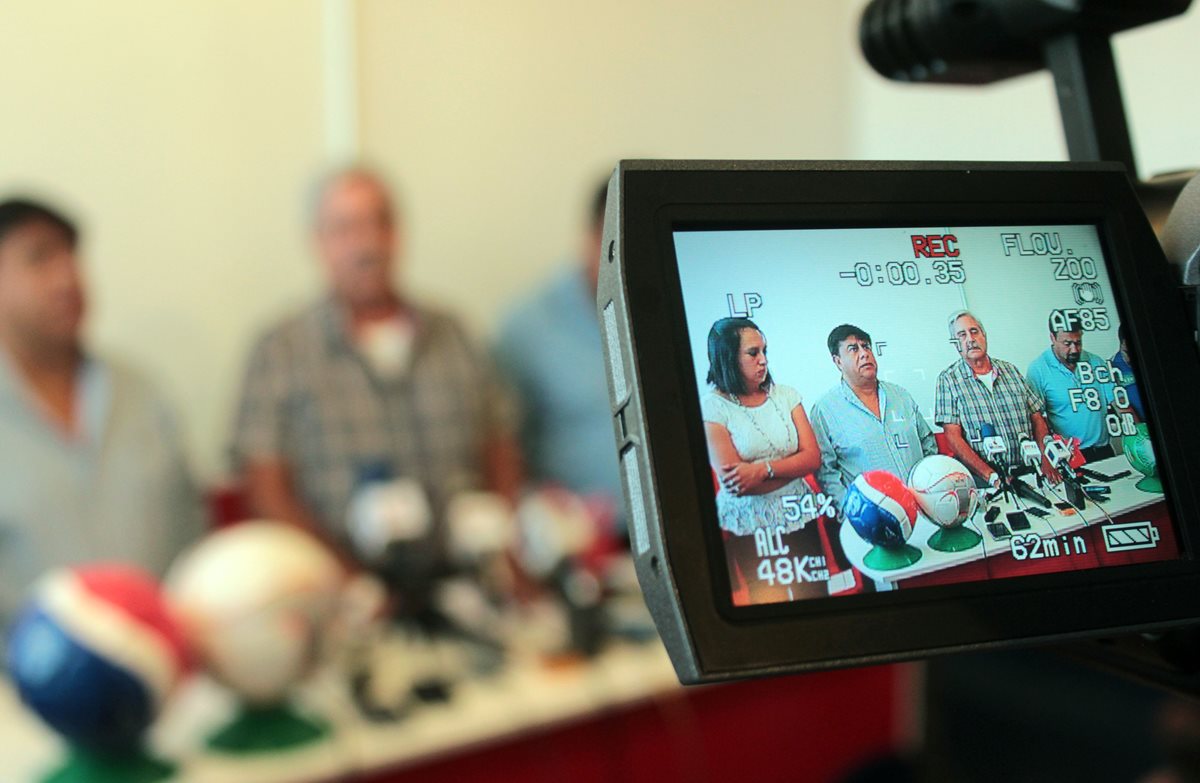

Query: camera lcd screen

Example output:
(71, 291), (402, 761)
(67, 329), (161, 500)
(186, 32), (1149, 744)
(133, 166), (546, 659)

(673, 223), (1180, 608)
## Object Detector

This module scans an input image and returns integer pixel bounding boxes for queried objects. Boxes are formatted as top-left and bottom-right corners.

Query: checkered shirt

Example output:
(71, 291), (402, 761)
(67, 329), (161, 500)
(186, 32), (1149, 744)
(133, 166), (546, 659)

(934, 357), (1045, 468)
(230, 296), (515, 541)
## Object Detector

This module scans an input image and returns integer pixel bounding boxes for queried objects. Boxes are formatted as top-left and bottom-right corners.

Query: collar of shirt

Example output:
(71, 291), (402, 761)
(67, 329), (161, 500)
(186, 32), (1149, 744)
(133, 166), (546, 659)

(0, 345), (111, 448)
(1037, 346), (1102, 380)
(953, 356), (1009, 384)
(317, 294), (427, 358)
(836, 378), (887, 420)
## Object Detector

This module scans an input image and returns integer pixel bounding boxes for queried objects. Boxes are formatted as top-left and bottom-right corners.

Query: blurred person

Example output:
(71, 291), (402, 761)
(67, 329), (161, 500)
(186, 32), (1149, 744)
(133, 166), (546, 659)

(811, 324), (937, 509)
(1026, 311), (1138, 462)
(493, 183), (623, 529)
(934, 309), (1058, 487)
(230, 167), (520, 566)
(0, 198), (201, 631)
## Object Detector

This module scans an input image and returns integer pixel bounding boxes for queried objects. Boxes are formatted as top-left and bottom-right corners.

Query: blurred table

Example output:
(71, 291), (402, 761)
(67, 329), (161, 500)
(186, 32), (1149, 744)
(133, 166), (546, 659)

(3, 639), (910, 783)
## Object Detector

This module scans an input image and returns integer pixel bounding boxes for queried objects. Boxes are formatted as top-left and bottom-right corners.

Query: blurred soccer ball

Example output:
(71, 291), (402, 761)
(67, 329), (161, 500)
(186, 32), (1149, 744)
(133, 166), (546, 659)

(6, 565), (189, 750)
(166, 521), (343, 705)
(908, 454), (979, 529)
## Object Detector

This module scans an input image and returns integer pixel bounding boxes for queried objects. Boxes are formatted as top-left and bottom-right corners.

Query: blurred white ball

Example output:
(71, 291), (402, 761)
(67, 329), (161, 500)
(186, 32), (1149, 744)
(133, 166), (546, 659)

(166, 521), (344, 705)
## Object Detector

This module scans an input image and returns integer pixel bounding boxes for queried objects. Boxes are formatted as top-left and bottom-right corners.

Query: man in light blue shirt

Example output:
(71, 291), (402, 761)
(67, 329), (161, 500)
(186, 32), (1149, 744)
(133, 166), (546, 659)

(1026, 311), (1137, 462)
(811, 324), (937, 509)
(1111, 323), (1144, 420)
(0, 199), (202, 634)
(494, 184), (623, 528)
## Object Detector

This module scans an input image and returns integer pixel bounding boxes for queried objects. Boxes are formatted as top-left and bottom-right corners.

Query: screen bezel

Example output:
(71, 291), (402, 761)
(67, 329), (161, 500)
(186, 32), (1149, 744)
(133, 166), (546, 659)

(618, 162), (1200, 676)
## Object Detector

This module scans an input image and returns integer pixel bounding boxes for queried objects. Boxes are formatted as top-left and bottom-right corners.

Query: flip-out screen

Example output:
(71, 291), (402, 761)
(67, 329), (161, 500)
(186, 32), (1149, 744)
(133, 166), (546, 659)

(674, 224), (1178, 607)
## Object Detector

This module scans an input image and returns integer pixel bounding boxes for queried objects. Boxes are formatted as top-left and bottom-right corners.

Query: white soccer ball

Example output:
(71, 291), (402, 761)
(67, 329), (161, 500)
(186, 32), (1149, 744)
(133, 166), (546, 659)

(907, 455), (979, 530)
(166, 521), (345, 705)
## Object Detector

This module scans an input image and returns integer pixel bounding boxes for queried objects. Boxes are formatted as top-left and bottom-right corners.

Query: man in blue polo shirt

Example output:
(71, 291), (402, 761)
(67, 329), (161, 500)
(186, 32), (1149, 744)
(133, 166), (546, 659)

(1026, 311), (1138, 463)
(494, 182), (623, 529)
(1111, 323), (1145, 421)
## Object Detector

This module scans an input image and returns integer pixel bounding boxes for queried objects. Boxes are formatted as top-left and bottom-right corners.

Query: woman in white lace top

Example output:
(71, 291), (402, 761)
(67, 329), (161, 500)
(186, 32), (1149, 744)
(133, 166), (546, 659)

(701, 317), (822, 535)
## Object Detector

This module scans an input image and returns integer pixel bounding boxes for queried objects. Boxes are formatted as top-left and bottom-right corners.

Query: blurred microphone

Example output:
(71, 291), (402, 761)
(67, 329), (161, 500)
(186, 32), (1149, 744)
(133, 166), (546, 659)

(1161, 173), (1200, 341)
(347, 464), (441, 618)
(1162, 173), (1200, 284)
(516, 489), (598, 580)
(347, 472), (433, 562)
(446, 491), (514, 566)
(859, 0), (1189, 85)
(516, 489), (608, 657)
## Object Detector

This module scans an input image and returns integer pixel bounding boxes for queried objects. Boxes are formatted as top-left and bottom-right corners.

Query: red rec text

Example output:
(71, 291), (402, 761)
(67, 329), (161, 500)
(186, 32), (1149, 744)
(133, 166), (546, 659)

(911, 234), (959, 258)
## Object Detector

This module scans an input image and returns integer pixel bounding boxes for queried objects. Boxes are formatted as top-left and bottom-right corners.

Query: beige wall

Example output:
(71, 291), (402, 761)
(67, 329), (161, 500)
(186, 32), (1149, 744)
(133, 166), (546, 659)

(2, 1), (1194, 482)
(0, 1), (854, 481)
(357, 0), (854, 335)
(0, 1), (327, 480)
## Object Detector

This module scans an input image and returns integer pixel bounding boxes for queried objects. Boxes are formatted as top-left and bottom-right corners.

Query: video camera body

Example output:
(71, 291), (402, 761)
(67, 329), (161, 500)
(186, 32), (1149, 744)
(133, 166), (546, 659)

(598, 0), (1200, 686)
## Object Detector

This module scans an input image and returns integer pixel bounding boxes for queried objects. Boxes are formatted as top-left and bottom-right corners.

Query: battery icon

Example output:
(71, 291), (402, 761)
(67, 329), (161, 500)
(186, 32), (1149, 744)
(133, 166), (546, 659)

(1102, 521), (1160, 552)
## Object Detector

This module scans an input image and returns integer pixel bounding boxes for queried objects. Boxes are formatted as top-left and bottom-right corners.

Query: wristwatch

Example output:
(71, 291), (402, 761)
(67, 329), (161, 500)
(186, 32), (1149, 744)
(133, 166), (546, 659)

(764, 461), (776, 480)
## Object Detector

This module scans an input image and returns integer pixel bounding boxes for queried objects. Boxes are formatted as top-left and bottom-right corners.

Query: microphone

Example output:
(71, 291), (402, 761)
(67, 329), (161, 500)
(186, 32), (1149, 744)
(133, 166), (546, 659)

(980, 423), (1008, 467)
(1019, 435), (1042, 471)
(978, 423), (1012, 503)
(1043, 435), (1078, 480)
(858, 0), (1188, 87)
(1010, 436), (1053, 508)
(1044, 435), (1089, 510)
(1163, 173), (1200, 285)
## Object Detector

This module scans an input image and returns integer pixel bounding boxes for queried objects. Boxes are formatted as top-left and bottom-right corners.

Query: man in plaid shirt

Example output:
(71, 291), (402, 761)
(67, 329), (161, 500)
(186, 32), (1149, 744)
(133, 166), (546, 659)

(934, 310), (1060, 489)
(230, 167), (520, 564)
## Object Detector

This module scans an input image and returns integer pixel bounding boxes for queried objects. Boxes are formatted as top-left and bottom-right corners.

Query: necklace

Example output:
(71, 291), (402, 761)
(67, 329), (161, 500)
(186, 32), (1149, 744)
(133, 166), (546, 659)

(723, 389), (787, 451)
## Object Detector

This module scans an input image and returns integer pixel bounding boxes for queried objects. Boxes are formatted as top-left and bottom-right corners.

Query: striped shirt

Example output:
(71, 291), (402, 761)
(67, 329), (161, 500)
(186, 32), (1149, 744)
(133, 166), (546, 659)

(811, 379), (937, 508)
(230, 296), (515, 543)
(934, 357), (1045, 468)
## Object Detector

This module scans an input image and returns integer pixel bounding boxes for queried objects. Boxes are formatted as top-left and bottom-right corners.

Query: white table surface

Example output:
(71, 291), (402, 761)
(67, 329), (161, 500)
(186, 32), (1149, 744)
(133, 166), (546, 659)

(1, 639), (678, 783)
(839, 454), (1165, 584)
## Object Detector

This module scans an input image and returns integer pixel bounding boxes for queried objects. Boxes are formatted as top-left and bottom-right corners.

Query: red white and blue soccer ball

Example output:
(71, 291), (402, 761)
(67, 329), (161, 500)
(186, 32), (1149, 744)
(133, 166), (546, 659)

(842, 470), (920, 549)
(5, 565), (189, 751)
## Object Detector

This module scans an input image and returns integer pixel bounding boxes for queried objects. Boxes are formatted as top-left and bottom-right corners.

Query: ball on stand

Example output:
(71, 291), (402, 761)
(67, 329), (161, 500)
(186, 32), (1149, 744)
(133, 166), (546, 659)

(1122, 422), (1161, 493)
(908, 454), (982, 552)
(165, 521), (344, 753)
(842, 470), (923, 571)
(5, 565), (189, 782)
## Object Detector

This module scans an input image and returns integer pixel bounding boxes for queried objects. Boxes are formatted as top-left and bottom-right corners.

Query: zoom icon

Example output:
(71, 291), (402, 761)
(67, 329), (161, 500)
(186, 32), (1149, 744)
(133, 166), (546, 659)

(1073, 282), (1105, 305)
